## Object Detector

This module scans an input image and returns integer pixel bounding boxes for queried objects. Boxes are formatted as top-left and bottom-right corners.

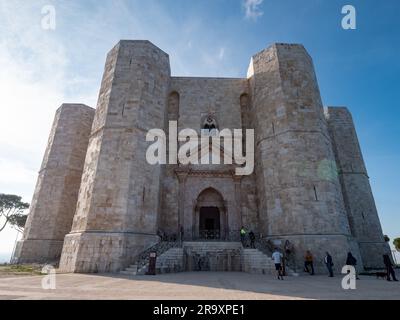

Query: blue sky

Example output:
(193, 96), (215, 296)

(0, 0), (399, 260)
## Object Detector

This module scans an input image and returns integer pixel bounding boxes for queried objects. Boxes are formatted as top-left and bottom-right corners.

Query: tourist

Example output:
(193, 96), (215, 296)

(240, 226), (247, 246)
(324, 252), (334, 277)
(346, 252), (359, 280)
(304, 250), (315, 275)
(383, 254), (398, 281)
(179, 225), (184, 243)
(272, 248), (284, 280)
(249, 231), (256, 248)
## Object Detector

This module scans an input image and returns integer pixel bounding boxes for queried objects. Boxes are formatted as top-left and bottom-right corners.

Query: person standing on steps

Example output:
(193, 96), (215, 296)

(179, 225), (184, 244)
(383, 254), (398, 282)
(304, 250), (315, 275)
(272, 248), (284, 280)
(240, 226), (247, 247)
(249, 231), (256, 249)
(324, 252), (334, 277)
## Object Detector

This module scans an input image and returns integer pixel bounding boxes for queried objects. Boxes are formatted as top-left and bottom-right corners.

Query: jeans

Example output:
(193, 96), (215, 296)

(304, 261), (314, 274)
(326, 264), (334, 277)
(387, 266), (398, 281)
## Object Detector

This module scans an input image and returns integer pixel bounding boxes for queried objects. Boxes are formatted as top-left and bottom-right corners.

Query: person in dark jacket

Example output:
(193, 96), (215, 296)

(346, 252), (359, 280)
(249, 231), (256, 248)
(324, 252), (334, 277)
(383, 254), (398, 281)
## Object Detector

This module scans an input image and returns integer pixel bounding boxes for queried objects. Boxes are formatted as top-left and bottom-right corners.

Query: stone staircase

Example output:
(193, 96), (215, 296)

(120, 240), (182, 276)
(121, 247), (184, 276)
(155, 247), (184, 274)
(120, 241), (293, 276)
(184, 241), (243, 272)
(242, 248), (276, 275)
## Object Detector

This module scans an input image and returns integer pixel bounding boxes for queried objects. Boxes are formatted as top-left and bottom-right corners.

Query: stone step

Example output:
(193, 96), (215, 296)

(120, 270), (137, 276)
(125, 267), (138, 272)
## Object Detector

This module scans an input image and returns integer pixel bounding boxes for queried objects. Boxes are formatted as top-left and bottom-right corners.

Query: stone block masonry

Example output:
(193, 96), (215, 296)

(14, 104), (95, 264)
(59, 41), (171, 273)
(14, 40), (390, 273)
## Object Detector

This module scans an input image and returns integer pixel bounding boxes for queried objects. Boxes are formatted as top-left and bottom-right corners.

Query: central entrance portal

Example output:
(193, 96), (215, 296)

(199, 207), (221, 240)
(193, 187), (227, 240)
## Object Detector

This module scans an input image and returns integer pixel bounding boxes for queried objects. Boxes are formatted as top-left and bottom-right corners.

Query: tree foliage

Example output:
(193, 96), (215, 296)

(0, 194), (29, 233)
(394, 238), (400, 252)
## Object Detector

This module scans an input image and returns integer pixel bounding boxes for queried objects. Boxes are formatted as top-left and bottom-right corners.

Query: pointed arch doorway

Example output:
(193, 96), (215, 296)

(194, 188), (227, 240)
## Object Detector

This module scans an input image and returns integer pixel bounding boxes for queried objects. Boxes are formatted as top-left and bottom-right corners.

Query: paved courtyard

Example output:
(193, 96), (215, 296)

(0, 272), (399, 300)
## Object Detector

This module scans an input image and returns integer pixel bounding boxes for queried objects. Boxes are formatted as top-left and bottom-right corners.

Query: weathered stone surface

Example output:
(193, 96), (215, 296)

(17, 40), (388, 273)
(59, 41), (171, 273)
(326, 107), (390, 268)
(14, 104), (95, 263)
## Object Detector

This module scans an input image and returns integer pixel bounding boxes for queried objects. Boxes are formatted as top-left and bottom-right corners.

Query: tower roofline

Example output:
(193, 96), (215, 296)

(111, 40), (170, 58)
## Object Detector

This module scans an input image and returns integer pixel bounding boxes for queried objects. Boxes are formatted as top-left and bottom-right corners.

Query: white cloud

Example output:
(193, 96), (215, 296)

(218, 47), (225, 60)
(0, 2), (97, 256)
(243, 0), (264, 20)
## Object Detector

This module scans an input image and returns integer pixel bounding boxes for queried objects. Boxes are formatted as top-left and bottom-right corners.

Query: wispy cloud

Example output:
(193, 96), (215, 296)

(243, 0), (264, 20)
(218, 47), (225, 60)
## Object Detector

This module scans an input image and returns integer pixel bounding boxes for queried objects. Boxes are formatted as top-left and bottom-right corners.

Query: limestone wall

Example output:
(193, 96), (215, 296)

(160, 77), (256, 238)
(59, 41), (171, 273)
(326, 107), (390, 269)
(248, 44), (361, 271)
(20, 40), (388, 274)
(14, 104), (95, 263)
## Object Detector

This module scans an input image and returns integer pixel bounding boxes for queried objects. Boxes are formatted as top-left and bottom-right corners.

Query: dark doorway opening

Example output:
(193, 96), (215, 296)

(199, 207), (220, 240)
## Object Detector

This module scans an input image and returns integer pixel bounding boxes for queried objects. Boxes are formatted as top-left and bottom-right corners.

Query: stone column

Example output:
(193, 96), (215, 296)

(59, 41), (171, 273)
(13, 104), (95, 263)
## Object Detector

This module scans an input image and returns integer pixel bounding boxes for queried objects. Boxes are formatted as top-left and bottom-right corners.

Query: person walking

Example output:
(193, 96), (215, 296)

(272, 248), (284, 280)
(304, 250), (315, 275)
(346, 252), (359, 280)
(383, 254), (398, 281)
(178, 225), (184, 244)
(240, 226), (247, 247)
(324, 252), (334, 277)
(249, 231), (256, 249)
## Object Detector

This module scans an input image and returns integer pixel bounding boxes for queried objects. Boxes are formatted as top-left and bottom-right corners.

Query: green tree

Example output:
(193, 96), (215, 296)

(394, 238), (400, 252)
(0, 194), (29, 233)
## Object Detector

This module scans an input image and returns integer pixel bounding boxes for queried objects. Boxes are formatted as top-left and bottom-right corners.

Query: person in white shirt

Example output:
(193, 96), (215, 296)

(272, 248), (284, 280)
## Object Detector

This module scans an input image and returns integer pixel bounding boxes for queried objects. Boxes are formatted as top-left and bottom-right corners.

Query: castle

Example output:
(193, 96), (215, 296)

(14, 40), (389, 273)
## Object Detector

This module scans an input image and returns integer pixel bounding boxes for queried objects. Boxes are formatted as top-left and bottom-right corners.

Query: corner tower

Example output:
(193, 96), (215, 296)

(248, 44), (361, 270)
(13, 104), (95, 263)
(59, 41), (171, 273)
(326, 107), (390, 268)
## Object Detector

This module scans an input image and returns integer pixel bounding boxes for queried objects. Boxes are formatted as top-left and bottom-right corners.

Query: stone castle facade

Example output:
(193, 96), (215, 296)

(14, 41), (389, 273)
